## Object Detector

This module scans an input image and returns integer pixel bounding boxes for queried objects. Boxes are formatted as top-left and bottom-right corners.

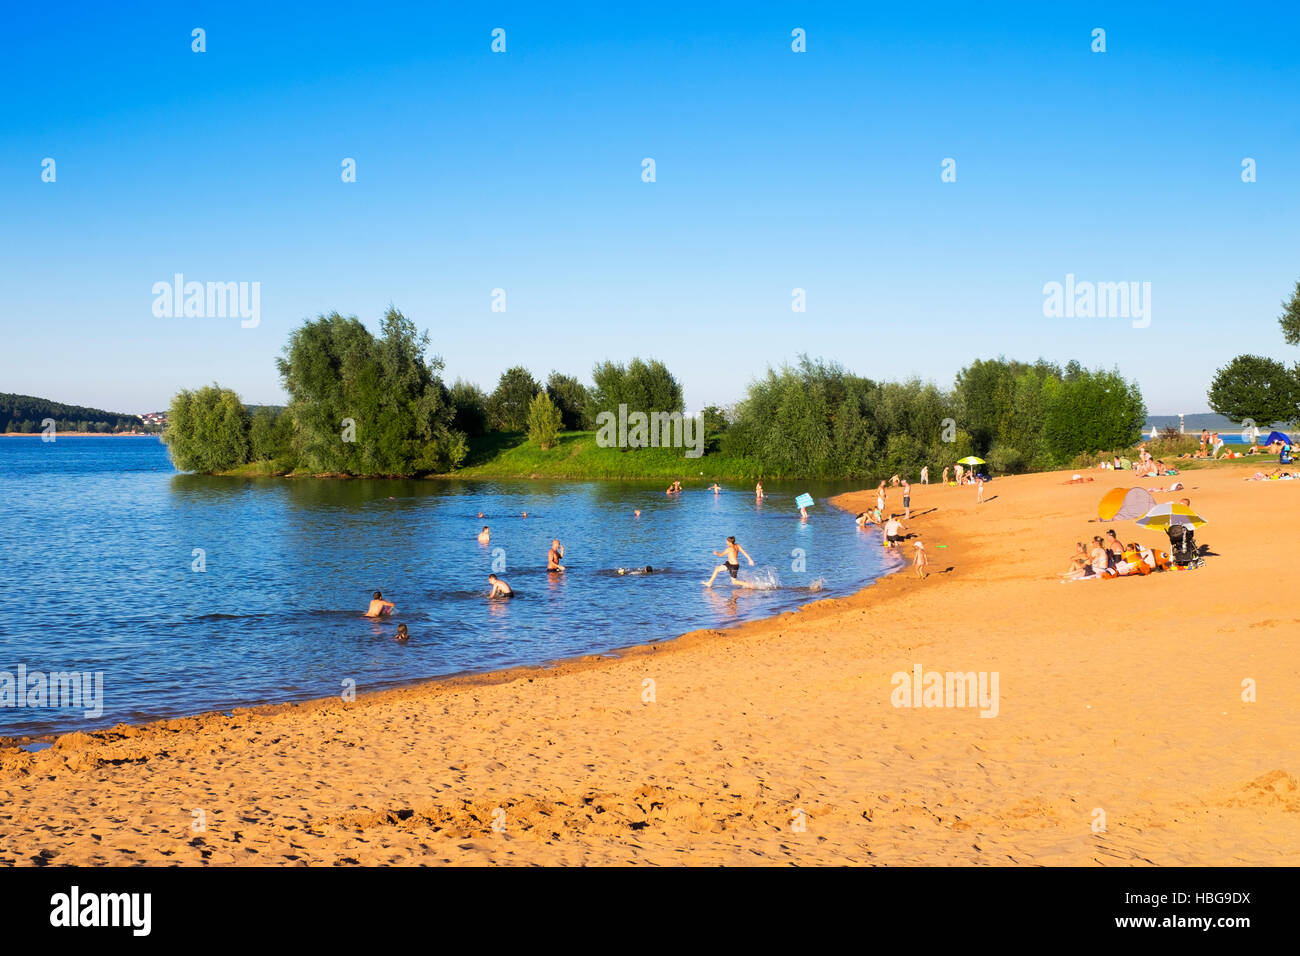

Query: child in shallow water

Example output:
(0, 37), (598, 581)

(395, 623), (410, 641)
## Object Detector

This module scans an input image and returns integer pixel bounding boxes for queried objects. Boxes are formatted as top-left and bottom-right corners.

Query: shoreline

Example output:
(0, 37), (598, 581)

(4, 467), (1297, 865)
(0, 432), (159, 438)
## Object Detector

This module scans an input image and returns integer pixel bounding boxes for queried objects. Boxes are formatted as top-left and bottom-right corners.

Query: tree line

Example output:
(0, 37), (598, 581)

(0, 393), (157, 434)
(163, 306), (1148, 477)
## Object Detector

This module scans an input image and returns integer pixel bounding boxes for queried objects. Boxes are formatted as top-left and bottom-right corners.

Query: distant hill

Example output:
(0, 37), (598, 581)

(0, 392), (156, 433)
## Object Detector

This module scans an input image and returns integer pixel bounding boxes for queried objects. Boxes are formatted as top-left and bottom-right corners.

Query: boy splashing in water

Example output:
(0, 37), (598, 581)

(704, 536), (755, 588)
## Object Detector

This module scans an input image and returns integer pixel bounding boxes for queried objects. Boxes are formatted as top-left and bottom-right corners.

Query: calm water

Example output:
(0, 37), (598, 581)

(0, 437), (898, 737)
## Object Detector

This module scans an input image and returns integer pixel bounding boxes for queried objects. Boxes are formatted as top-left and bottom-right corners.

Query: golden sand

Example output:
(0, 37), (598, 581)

(2, 467), (1297, 865)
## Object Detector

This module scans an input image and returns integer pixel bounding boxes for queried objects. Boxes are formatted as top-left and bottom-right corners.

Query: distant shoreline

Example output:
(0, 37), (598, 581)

(0, 432), (160, 438)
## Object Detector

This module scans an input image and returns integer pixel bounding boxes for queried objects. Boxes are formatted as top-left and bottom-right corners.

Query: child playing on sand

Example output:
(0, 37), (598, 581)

(913, 540), (928, 579)
(976, 475), (984, 504)
(942, 466), (950, 485)
(704, 535), (755, 588)
(364, 591), (395, 617)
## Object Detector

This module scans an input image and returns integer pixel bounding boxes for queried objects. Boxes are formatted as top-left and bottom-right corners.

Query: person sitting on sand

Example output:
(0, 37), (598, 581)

(395, 623), (410, 641)
(547, 539), (566, 572)
(488, 573), (513, 598)
(913, 540), (928, 579)
(365, 591), (395, 617)
(705, 535), (754, 588)
(477, 526), (490, 544)
(1088, 537), (1114, 578)
(1060, 542), (1091, 580)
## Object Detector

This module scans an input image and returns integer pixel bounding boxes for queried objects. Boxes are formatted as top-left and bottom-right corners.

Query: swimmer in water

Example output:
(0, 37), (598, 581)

(634, 509), (641, 518)
(488, 573), (513, 598)
(547, 538), (566, 572)
(364, 591), (395, 617)
(477, 526), (490, 544)
(709, 483), (721, 493)
(704, 535), (754, 588)
(395, 623), (410, 641)
(755, 481), (765, 500)
(616, 566), (655, 576)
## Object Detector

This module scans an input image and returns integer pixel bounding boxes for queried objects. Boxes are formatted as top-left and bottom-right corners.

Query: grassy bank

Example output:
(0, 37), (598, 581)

(451, 431), (759, 480)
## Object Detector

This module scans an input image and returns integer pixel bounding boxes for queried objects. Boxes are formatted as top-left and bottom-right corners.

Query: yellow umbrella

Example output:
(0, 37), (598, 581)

(1135, 502), (1206, 530)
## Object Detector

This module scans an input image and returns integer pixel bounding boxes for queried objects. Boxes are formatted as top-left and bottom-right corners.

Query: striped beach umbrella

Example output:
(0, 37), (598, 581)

(1135, 502), (1206, 530)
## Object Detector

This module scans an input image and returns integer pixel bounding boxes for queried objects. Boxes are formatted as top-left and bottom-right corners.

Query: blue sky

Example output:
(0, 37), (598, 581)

(2, 1), (1298, 416)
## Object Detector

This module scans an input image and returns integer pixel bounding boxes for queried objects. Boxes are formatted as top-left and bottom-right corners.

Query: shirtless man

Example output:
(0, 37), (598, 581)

(364, 591), (395, 617)
(477, 526), (490, 544)
(488, 573), (513, 598)
(755, 481), (765, 501)
(547, 539), (566, 572)
(883, 516), (906, 548)
(901, 479), (912, 519)
(709, 483), (722, 493)
(704, 535), (754, 588)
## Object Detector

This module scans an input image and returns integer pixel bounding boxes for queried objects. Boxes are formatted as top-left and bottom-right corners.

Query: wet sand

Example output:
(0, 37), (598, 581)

(2, 466), (1297, 865)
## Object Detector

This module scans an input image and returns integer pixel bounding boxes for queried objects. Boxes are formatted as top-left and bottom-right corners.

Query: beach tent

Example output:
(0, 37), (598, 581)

(1264, 431), (1292, 446)
(1098, 487), (1156, 522)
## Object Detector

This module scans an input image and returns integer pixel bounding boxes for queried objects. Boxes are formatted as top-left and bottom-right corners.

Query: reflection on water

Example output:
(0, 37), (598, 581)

(0, 437), (898, 735)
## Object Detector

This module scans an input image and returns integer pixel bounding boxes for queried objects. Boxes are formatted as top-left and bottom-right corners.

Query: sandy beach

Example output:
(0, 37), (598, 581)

(2, 466), (1297, 866)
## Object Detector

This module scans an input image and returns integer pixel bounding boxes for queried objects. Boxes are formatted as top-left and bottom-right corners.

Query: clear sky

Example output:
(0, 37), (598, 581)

(2, 1), (1297, 415)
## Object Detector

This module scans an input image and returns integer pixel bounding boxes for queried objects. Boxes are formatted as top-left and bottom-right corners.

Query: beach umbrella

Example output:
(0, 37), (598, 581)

(956, 456), (985, 466)
(1135, 502), (1206, 531)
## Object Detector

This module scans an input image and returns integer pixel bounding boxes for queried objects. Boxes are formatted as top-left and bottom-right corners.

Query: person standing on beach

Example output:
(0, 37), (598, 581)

(704, 535), (755, 588)
(954, 463), (964, 485)
(902, 479), (912, 519)
(913, 541), (928, 579)
(364, 591), (395, 617)
(877, 481), (887, 515)
(976, 475), (984, 504)
(920, 466), (929, 486)
(942, 466), (949, 485)
(547, 539), (566, 572)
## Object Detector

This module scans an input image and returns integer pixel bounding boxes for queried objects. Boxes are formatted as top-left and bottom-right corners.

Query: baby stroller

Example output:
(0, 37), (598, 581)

(1166, 524), (1203, 569)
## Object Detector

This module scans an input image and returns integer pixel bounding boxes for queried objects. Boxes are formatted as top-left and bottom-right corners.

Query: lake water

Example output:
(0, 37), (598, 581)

(0, 437), (899, 737)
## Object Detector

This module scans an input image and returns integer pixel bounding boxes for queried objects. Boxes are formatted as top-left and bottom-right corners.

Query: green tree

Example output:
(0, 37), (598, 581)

(527, 391), (563, 449)
(1280, 279), (1300, 346)
(488, 367), (541, 432)
(248, 406), (291, 462)
(276, 308), (465, 475)
(588, 357), (685, 423)
(1207, 354), (1298, 426)
(1041, 367), (1146, 461)
(163, 384), (252, 472)
(545, 372), (591, 430)
(449, 379), (489, 437)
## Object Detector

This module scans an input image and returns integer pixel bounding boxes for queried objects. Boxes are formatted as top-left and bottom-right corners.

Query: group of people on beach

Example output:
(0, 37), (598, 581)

(1059, 533), (1171, 581)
